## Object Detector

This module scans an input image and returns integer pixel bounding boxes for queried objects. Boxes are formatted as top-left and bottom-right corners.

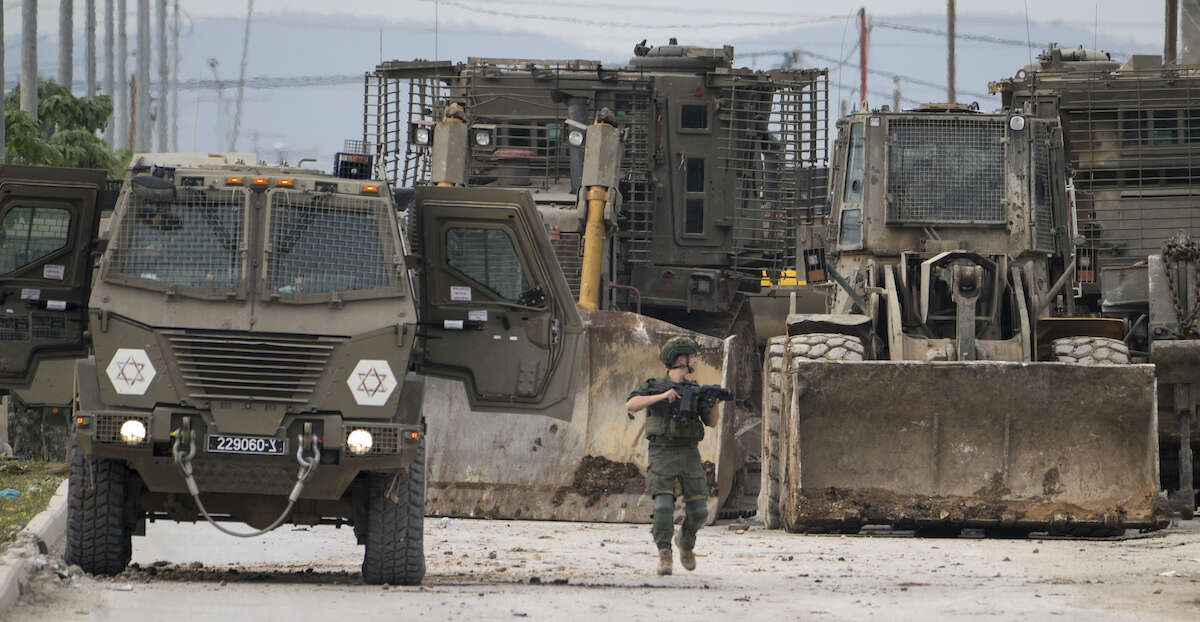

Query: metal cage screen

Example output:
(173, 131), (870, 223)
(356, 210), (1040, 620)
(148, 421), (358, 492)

(886, 118), (1006, 224)
(266, 192), (394, 295)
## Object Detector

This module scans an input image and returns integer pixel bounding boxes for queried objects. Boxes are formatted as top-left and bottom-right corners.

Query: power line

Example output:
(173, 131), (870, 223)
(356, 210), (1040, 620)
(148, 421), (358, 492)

(741, 48), (993, 100)
(873, 20), (1140, 57)
(418, 0), (844, 30)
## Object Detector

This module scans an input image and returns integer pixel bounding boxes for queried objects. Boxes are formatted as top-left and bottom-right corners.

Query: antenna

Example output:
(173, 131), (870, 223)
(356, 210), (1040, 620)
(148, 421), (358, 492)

(1094, 2), (1098, 51)
(1023, 0), (1033, 67)
(435, 0), (439, 60)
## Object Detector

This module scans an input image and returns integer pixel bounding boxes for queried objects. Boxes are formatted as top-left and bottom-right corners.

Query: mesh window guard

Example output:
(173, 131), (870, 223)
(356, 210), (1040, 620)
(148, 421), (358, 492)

(0, 207), (71, 274)
(112, 189), (246, 290)
(886, 118), (1006, 224)
(445, 227), (530, 301)
(266, 192), (394, 296)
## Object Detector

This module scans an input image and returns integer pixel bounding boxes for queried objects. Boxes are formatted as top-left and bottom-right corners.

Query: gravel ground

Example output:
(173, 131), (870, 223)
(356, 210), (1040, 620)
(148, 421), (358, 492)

(8, 518), (1200, 621)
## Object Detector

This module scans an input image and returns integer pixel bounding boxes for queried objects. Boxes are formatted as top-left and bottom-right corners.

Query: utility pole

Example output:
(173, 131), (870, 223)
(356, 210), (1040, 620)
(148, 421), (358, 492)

(86, 0), (96, 96)
(136, 0), (150, 151)
(209, 58), (223, 150)
(104, 0), (114, 143)
(59, 0), (74, 91)
(1183, 0), (1200, 63)
(156, 0), (167, 151)
(1167, 0), (1180, 64)
(947, 0), (956, 104)
(20, 0), (37, 121)
(118, 0), (128, 149)
(171, 0), (179, 150)
(858, 7), (868, 111)
(231, 0), (254, 152)
(129, 74), (136, 150)
(892, 76), (901, 112)
(1, 1), (6, 163)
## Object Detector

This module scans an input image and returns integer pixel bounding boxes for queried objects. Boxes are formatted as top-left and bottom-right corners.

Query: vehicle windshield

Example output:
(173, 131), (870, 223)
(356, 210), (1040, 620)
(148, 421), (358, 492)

(886, 117), (1005, 224)
(110, 188), (247, 291)
(265, 191), (395, 297)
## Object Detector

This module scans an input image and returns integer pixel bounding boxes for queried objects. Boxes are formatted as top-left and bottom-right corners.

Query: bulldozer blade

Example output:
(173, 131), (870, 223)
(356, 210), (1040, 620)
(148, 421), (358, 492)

(778, 361), (1162, 534)
(423, 310), (752, 523)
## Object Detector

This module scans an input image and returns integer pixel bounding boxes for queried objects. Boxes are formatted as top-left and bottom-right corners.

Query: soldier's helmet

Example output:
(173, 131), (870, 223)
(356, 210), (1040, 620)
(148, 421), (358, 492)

(660, 336), (701, 367)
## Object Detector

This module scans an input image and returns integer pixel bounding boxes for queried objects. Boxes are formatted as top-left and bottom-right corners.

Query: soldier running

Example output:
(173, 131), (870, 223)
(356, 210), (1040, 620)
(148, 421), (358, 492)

(625, 336), (722, 575)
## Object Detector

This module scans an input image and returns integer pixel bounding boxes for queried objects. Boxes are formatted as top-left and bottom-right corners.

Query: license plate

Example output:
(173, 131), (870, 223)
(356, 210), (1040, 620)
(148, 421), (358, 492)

(206, 434), (286, 455)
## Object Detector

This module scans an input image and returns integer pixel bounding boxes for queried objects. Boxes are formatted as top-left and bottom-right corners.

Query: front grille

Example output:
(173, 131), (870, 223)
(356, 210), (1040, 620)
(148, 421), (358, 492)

(0, 316), (29, 341)
(886, 118), (1005, 224)
(164, 330), (344, 403)
(345, 423), (402, 457)
(94, 413), (149, 446)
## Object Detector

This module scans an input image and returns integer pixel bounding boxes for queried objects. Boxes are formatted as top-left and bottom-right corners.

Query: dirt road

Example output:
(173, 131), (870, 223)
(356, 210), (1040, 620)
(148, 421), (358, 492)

(10, 518), (1200, 621)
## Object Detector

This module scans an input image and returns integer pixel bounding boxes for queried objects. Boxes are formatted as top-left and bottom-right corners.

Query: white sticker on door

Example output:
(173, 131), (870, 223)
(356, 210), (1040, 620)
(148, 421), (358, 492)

(20, 289), (40, 301)
(450, 286), (472, 301)
(43, 264), (66, 280)
(468, 310), (488, 322)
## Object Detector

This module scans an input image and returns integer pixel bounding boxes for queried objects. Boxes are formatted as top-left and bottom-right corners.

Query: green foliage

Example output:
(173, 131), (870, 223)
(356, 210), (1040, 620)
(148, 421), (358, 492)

(5, 80), (127, 175)
(0, 461), (66, 548)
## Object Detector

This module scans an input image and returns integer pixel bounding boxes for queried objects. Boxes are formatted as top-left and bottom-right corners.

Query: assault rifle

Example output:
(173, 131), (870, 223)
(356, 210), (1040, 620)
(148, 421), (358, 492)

(644, 379), (735, 422)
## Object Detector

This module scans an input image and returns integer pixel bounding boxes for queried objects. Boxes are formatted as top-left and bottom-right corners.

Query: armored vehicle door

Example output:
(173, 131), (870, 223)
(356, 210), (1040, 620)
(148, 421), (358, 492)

(414, 187), (583, 420)
(0, 166), (105, 389)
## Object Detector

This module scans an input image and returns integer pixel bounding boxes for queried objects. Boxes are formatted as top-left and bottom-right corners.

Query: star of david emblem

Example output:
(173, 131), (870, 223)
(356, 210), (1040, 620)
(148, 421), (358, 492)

(105, 348), (157, 396)
(346, 360), (396, 406)
(116, 357), (146, 387)
(356, 367), (389, 398)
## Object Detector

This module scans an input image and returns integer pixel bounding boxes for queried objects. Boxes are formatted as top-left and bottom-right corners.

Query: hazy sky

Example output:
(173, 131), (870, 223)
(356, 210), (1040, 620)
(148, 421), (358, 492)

(1, 0), (1174, 56)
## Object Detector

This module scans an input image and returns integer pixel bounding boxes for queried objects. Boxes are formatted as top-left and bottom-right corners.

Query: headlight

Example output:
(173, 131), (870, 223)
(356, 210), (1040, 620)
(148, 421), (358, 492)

(412, 126), (431, 145)
(473, 129), (493, 147)
(1009, 115), (1026, 131)
(567, 128), (586, 147)
(120, 419), (147, 445)
(347, 429), (374, 455)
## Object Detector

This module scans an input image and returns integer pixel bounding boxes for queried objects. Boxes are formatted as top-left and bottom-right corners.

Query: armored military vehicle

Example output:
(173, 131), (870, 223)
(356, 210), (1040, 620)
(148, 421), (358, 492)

(366, 41), (829, 340)
(757, 105), (1162, 536)
(991, 45), (1200, 518)
(0, 153), (588, 583)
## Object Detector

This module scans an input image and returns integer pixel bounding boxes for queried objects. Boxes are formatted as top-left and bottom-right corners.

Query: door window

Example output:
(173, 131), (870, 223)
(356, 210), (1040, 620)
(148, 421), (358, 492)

(684, 158), (705, 233)
(842, 122), (865, 203)
(0, 207), (71, 274)
(445, 227), (532, 301)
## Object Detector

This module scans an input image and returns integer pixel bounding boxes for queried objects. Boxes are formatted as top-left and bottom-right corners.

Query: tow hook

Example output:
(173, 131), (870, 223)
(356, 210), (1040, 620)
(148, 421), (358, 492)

(170, 416), (320, 538)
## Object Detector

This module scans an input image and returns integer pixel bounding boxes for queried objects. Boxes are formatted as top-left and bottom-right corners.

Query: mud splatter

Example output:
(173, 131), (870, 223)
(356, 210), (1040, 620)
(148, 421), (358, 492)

(1043, 467), (1063, 496)
(552, 456), (645, 507)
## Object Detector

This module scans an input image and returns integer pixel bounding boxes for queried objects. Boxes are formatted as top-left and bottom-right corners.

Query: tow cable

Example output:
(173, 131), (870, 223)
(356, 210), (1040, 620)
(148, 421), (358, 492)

(171, 418), (320, 538)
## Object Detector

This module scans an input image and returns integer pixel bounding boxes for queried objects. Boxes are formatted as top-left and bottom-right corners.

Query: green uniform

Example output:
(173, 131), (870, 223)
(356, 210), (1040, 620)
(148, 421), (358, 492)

(628, 377), (711, 551)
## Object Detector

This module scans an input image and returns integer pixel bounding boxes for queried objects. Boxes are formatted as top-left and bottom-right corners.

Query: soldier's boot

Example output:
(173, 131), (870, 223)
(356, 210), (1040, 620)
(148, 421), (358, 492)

(674, 531), (696, 571)
(657, 549), (673, 575)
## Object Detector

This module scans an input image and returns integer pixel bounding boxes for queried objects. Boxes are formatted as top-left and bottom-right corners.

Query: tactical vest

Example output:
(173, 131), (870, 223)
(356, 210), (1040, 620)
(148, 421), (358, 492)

(642, 379), (706, 445)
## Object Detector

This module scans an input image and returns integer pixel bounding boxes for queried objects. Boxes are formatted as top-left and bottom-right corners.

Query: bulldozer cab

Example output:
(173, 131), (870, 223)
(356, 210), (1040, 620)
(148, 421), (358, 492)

(0, 165), (105, 395)
(814, 105), (1070, 360)
(413, 186), (584, 420)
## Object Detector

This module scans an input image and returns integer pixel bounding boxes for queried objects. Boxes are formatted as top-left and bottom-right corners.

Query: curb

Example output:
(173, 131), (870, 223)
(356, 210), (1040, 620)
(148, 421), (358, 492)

(0, 478), (69, 614)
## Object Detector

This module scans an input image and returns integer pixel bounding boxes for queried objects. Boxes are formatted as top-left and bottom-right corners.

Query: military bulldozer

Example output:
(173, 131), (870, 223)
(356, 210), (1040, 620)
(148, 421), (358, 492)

(990, 46), (1200, 518)
(0, 153), (603, 584)
(758, 105), (1162, 537)
(361, 42), (831, 521)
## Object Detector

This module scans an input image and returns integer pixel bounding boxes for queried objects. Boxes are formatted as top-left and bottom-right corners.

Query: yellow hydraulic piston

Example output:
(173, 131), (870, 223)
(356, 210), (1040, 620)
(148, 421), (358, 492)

(576, 109), (622, 310)
(579, 185), (609, 309)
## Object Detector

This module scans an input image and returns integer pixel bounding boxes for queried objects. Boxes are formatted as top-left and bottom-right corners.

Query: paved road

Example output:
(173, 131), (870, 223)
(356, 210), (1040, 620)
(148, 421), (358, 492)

(11, 518), (1200, 621)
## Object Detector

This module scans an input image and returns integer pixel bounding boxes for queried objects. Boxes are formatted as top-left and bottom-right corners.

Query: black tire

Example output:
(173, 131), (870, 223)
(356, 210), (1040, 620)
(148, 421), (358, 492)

(362, 438), (426, 585)
(788, 333), (866, 365)
(758, 336), (787, 530)
(65, 444), (133, 576)
(1051, 336), (1130, 365)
